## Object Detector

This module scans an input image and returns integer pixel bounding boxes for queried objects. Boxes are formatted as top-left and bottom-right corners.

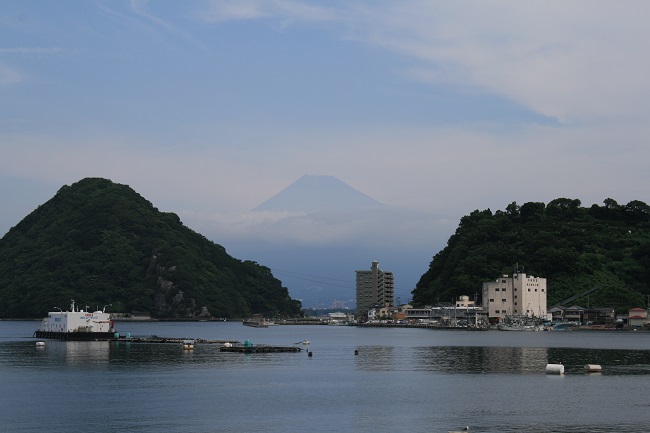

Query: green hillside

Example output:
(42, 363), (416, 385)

(413, 198), (650, 312)
(0, 178), (302, 319)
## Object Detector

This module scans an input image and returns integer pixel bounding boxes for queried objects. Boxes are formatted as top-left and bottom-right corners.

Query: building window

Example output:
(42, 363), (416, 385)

(490, 299), (494, 302)
(502, 299), (506, 303)
(502, 288), (506, 292)
(495, 310), (500, 313)
(495, 288), (500, 291)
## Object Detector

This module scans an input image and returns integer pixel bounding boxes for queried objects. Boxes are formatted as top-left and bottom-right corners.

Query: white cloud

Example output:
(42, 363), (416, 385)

(352, 2), (650, 123)
(198, 0), (336, 24)
(198, 1), (650, 124)
(178, 206), (453, 251)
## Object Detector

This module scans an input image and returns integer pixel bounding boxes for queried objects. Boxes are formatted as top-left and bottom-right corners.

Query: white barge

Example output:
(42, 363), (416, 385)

(34, 300), (116, 340)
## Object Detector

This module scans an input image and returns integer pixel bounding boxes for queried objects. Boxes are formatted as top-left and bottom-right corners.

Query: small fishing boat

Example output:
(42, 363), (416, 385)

(242, 317), (269, 328)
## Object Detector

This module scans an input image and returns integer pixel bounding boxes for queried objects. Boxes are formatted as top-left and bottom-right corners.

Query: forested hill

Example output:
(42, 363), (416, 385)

(0, 178), (302, 319)
(413, 198), (650, 311)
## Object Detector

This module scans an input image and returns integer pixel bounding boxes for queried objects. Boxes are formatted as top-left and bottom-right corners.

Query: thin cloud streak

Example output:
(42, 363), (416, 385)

(199, 0), (337, 24)
(0, 47), (66, 54)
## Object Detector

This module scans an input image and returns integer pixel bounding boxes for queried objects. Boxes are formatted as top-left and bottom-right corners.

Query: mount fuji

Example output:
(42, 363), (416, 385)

(253, 175), (384, 213)
(194, 175), (451, 309)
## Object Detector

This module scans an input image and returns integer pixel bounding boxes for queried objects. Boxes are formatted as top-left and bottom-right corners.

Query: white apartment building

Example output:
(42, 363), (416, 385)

(482, 271), (547, 321)
(356, 260), (394, 318)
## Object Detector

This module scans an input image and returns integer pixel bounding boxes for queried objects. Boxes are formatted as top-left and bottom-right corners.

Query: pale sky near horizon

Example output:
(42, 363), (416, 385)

(2, 1), (650, 305)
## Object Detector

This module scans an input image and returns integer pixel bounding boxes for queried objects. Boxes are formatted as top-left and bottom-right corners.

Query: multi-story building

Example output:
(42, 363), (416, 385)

(482, 271), (547, 321)
(355, 260), (394, 318)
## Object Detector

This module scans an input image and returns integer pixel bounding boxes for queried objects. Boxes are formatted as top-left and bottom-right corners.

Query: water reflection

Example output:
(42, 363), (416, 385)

(3, 340), (302, 370)
(355, 345), (650, 375)
(547, 347), (650, 374)
(353, 345), (396, 371)
(414, 346), (549, 373)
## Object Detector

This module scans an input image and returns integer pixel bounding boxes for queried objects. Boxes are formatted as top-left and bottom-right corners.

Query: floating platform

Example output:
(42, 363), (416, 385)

(34, 330), (117, 341)
(220, 344), (302, 353)
(112, 336), (237, 345)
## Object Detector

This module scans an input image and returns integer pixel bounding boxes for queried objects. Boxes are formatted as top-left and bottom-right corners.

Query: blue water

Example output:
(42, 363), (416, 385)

(1, 321), (649, 432)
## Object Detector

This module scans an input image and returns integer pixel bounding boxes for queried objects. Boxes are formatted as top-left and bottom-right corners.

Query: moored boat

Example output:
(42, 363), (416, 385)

(242, 317), (269, 328)
(34, 300), (116, 340)
(497, 314), (542, 331)
(497, 323), (541, 331)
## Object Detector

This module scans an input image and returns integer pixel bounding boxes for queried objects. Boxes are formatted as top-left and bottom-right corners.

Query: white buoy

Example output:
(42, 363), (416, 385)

(223, 342), (233, 348)
(35, 341), (45, 347)
(546, 363), (565, 374)
(584, 364), (603, 373)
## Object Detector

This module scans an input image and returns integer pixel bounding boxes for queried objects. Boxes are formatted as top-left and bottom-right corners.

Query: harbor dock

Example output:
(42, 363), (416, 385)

(111, 336), (302, 353)
(111, 336), (237, 344)
(220, 344), (302, 353)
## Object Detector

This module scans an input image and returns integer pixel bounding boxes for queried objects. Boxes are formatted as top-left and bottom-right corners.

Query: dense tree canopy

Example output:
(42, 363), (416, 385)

(0, 178), (302, 318)
(413, 198), (650, 312)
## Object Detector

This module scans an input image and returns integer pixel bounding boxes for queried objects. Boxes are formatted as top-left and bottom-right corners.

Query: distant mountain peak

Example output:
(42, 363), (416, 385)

(253, 175), (384, 212)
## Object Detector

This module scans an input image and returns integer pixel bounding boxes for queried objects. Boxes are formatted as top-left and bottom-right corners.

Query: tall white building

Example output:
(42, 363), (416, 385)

(356, 260), (394, 317)
(482, 271), (547, 321)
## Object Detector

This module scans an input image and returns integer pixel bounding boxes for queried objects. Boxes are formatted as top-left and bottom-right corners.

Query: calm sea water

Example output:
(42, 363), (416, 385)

(1, 321), (649, 433)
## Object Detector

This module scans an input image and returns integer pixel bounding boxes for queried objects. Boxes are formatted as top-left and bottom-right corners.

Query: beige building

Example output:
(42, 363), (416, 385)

(628, 308), (648, 327)
(356, 260), (394, 318)
(482, 271), (547, 321)
(455, 295), (475, 308)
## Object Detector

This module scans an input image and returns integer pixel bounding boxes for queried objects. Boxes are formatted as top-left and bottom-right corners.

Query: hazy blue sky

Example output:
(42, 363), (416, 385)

(2, 1), (650, 306)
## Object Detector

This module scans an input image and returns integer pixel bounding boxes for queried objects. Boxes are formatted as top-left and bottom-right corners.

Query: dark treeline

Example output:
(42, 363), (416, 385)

(0, 178), (302, 319)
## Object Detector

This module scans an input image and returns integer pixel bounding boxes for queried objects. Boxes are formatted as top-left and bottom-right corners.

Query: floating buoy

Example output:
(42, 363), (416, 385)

(223, 342), (233, 348)
(354, 350), (359, 355)
(546, 363), (565, 374)
(308, 351), (312, 357)
(584, 364), (603, 373)
(35, 341), (45, 347)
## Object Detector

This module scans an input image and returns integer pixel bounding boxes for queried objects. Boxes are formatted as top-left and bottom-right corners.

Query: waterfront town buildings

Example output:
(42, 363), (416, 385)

(355, 260), (394, 318)
(357, 265), (649, 328)
(482, 270), (547, 322)
(405, 300), (484, 326)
